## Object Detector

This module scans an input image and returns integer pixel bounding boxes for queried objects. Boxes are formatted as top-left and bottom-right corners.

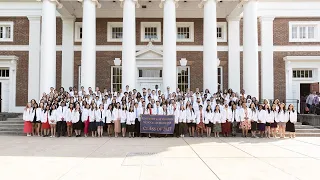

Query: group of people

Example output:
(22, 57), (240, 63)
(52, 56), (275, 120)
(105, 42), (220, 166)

(23, 85), (298, 138)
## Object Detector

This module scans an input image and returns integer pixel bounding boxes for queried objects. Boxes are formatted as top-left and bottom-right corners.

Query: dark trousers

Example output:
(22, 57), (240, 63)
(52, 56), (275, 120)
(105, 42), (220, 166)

(135, 118), (140, 137)
(179, 123), (187, 135)
(56, 121), (66, 137)
(174, 124), (179, 137)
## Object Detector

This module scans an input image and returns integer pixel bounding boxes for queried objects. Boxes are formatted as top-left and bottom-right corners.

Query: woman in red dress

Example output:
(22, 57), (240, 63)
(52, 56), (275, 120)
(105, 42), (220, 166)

(23, 103), (33, 136)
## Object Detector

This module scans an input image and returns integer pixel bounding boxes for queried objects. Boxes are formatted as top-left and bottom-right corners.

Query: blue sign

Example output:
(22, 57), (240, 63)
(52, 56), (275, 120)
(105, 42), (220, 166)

(140, 115), (175, 134)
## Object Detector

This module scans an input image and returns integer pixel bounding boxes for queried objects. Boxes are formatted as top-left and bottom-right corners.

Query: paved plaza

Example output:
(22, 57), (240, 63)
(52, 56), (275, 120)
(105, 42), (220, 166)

(0, 136), (319, 180)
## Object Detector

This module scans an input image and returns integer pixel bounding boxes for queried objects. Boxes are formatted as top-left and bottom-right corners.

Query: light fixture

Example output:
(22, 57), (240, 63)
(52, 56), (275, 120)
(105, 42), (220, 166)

(114, 58), (122, 66)
(180, 58), (188, 66)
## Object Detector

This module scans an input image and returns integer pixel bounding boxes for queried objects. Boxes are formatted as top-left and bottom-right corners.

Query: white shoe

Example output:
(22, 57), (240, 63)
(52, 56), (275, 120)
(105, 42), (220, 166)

(50, 136), (53, 138)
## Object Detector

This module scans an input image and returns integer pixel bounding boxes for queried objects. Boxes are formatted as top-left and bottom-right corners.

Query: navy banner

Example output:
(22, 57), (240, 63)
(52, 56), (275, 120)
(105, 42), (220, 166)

(140, 115), (175, 134)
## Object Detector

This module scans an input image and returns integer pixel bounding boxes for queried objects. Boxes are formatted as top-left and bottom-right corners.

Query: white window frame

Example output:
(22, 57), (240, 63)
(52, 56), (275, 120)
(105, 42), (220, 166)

(111, 66), (122, 92)
(176, 22), (194, 42)
(292, 69), (314, 80)
(217, 22), (227, 42)
(74, 22), (82, 42)
(289, 21), (320, 42)
(177, 66), (190, 92)
(107, 22), (123, 42)
(140, 22), (161, 42)
(218, 66), (223, 91)
(0, 21), (14, 42)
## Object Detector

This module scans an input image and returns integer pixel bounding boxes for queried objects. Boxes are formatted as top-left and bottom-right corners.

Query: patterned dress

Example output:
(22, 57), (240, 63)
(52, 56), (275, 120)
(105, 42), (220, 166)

(240, 109), (251, 130)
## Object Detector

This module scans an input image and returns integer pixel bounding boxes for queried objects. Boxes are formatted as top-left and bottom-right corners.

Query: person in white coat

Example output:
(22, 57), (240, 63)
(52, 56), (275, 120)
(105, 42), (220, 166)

(249, 103), (258, 138)
(222, 104), (232, 137)
(56, 102), (68, 137)
(204, 105), (213, 137)
(66, 103), (74, 137)
(88, 105), (97, 137)
(23, 102), (33, 136)
(230, 104), (240, 137)
(213, 105), (223, 137)
(277, 103), (287, 138)
(95, 104), (106, 137)
(72, 103), (83, 137)
(257, 104), (267, 138)
(179, 106), (187, 137)
(240, 102), (252, 138)
(120, 104), (128, 137)
(265, 104), (273, 138)
(32, 103), (42, 136)
(286, 104), (298, 138)
(106, 104), (114, 137)
(195, 105), (205, 137)
(41, 105), (51, 137)
(173, 104), (180, 137)
(270, 104), (278, 138)
(49, 105), (57, 138)
(186, 104), (196, 137)
(134, 102), (142, 137)
(127, 106), (136, 138)
(113, 102), (121, 137)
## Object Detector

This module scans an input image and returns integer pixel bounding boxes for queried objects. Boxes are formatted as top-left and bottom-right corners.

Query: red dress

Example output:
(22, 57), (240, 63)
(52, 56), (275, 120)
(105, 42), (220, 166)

(23, 110), (32, 133)
(42, 112), (50, 129)
(84, 116), (90, 134)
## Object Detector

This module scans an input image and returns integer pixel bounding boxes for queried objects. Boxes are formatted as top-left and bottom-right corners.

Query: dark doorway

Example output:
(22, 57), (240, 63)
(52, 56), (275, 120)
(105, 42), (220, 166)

(300, 83), (310, 114)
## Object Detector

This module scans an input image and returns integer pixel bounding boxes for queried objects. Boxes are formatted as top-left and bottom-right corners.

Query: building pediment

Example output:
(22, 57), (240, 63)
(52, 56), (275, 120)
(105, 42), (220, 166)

(136, 42), (163, 59)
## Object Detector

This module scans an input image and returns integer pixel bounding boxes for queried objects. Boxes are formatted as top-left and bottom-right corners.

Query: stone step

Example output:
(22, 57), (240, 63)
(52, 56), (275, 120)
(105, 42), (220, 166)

(0, 131), (24, 136)
(295, 125), (315, 129)
(295, 129), (320, 133)
(289, 133), (320, 137)
(0, 124), (24, 128)
(0, 121), (24, 124)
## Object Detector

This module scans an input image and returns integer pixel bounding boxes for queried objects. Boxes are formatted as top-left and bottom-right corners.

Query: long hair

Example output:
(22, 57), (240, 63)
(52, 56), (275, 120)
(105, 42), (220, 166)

(278, 103), (286, 114)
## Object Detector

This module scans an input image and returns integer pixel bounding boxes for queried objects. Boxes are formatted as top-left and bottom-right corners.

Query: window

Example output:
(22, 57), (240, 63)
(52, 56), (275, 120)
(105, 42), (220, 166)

(0, 22), (13, 42)
(289, 21), (320, 42)
(141, 22), (161, 42)
(107, 22), (123, 42)
(75, 22), (82, 42)
(293, 69), (313, 78)
(111, 66), (122, 92)
(218, 67), (223, 91)
(176, 22), (194, 42)
(138, 69), (162, 78)
(78, 66), (81, 89)
(217, 22), (227, 42)
(0, 68), (9, 78)
(177, 67), (190, 92)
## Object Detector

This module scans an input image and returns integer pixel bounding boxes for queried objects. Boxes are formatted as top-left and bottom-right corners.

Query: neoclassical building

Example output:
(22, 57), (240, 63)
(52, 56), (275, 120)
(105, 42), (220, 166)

(0, 0), (320, 112)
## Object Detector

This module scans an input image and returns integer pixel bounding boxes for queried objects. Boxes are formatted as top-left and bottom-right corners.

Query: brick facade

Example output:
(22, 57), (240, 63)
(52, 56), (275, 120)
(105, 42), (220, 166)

(1, 17), (320, 106)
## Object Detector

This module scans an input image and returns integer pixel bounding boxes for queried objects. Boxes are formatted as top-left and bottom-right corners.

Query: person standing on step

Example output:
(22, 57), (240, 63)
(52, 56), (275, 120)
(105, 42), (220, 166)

(286, 104), (297, 138)
(66, 103), (74, 137)
(23, 102), (33, 137)
(127, 106), (135, 138)
(277, 103), (287, 138)
(196, 105), (205, 137)
(213, 105), (222, 138)
(32, 103), (41, 136)
(72, 103), (83, 137)
(95, 104), (105, 137)
(48, 105), (57, 138)
(41, 105), (51, 137)
(56, 102), (67, 137)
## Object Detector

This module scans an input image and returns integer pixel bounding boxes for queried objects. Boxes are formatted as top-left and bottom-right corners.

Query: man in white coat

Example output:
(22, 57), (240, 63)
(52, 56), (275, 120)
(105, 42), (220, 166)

(56, 102), (68, 137)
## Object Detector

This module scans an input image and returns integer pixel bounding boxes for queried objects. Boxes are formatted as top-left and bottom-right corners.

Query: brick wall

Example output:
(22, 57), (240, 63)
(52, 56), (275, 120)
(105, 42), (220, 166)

(0, 17), (29, 45)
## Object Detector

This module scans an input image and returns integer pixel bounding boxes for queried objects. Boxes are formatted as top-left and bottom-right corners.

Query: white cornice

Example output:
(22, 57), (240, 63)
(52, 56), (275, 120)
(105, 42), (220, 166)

(36, 0), (63, 9)
(159, 0), (179, 9)
(78, 0), (101, 8)
(283, 56), (320, 62)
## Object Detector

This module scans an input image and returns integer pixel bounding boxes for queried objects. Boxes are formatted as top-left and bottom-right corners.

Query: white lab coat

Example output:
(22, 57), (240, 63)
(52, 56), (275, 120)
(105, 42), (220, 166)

(153, 106), (163, 115)
(95, 109), (106, 123)
(127, 111), (136, 125)
(230, 109), (240, 122)
(71, 110), (81, 123)
(213, 111), (223, 124)
(195, 109), (205, 124)
(48, 110), (57, 124)
(66, 108), (74, 123)
(186, 109), (196, 123)
(277, 110), (287, 123)
(56, 106), (68, 122)
(173, 108), (180, 124)
(257, 110), (267, 123)
(179, 110), (187, 123)
(204, 111), (213, 124)
(23, 108), (33, 122)
(222, 108), (232, 123)
(120, 110), (128, 123)
(239, 108), (252, 122)
(106, 109), (114, 123)
(287, 110), (297, 123)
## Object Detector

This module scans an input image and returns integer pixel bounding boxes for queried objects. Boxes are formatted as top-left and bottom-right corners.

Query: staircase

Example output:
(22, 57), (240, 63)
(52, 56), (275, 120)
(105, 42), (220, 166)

(292, 122), (320, 137)
(0, 115), (24, 136)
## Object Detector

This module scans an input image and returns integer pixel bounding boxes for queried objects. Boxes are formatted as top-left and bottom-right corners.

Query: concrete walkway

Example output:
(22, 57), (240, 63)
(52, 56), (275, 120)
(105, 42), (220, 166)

(0, 136), (319, 180)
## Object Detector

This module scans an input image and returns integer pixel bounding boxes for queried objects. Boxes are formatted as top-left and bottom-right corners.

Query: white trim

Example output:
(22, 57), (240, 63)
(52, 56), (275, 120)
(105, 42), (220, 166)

(217, 22), (227, 43)
(78, 65), (81, 91)
(176, 22), (194, 42)
(0, 21), (14, 42)
(74, 22), (82, 42)
(283, 56), (320, 61)
(107, 22), (123, 42)
(0, 55), (18, 112)
(111, 66), (122, 92)
(140, 22), (161, 42)
(289, 21), (320, 42)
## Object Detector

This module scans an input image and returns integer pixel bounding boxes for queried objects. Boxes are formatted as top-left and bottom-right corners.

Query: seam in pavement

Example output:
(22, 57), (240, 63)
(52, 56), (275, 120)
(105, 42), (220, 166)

(219, 138), (301, 180)
(58, 138), (111, 180)
(293, 138), (320, 147)
(182, 138), (221, 180)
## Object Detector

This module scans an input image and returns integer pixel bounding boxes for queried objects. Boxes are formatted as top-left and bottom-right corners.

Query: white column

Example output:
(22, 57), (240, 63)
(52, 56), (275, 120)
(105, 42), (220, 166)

(40, 0), (57, 95)
(203, 0), (218, 93)
(260, 16), (275, 100)
(286, 61), (293, 102)
(227, 16), (240, 93)
(162, 0), (177, 90)
(61, 17), (75, 89)
(27, 16), (41, 100)
(121, 0), (136, 90)
(81, 0), (97, 89)
(243, 0), (259, 99)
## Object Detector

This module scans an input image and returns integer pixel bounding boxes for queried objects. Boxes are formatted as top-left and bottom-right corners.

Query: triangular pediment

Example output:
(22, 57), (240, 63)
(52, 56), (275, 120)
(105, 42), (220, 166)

(136, 42), (163, 59)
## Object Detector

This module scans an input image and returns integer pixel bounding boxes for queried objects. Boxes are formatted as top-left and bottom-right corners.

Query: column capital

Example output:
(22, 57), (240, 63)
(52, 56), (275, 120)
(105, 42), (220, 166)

(159, 0), (179, 9)
(259, 16), (275, 22)
(27, 15), (41, 21)
(198, 0), (219, 9)
(119, 0), (140, 9)
(226, 16), (241, 22)
(78, 0), (101, 8)
(36, 0), (63, 9)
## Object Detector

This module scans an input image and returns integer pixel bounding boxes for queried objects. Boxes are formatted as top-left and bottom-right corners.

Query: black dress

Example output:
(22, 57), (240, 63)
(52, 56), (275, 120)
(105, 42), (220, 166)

(74, 111), (83, 130)
(286, 112), (295, 132)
